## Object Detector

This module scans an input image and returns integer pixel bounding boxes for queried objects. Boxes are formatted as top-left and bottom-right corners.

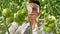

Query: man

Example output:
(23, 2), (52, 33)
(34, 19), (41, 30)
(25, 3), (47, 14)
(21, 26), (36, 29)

(26, 0), (42, 34)
(27, 0), (40, 30)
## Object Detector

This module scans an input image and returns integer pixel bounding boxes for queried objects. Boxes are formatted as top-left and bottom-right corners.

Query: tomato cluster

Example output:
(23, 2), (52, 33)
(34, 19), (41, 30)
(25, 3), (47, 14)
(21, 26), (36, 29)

(43, 15), (56, 33)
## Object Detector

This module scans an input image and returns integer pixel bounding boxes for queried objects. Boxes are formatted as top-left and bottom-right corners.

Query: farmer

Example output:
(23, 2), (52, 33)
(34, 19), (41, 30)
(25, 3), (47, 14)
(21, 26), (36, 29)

(27, 0), (40, 30)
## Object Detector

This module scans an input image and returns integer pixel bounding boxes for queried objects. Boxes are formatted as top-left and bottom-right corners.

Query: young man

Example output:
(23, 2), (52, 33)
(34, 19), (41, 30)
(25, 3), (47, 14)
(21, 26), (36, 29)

(27, 0), (40, 30)
(26, 0), (42, 34)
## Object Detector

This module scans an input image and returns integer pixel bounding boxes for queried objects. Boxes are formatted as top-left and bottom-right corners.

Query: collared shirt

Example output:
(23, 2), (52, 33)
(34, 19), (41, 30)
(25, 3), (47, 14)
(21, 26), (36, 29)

(6, 22), (53, 34)
(24, 23), (43, 34)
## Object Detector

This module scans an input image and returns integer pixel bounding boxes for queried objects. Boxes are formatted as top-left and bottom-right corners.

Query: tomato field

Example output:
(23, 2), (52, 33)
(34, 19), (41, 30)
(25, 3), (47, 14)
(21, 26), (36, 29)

(0, 0), (60, 34)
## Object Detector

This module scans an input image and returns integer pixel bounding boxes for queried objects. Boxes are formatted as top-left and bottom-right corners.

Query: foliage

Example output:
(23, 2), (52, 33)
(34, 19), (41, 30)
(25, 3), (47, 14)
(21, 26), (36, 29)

(0, 0), (60, 34)
(39, 0), (60, 34)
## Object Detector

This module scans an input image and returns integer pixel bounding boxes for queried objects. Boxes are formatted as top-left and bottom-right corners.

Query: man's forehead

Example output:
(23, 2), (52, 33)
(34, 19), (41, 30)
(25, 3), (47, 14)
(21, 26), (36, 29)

(29, 3), (39, 8)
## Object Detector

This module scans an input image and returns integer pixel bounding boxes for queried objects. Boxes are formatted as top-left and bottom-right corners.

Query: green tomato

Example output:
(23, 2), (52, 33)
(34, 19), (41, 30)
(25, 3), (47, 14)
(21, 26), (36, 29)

(43, 26), (52, 33)
(47, 15), (56, 21)
(14, 17), (24, 25)
(17, 10), (21, 16)
(57, 24), (60, 29)
(14, 15), (20, 23)
(41, 10), (46, 14)
(48, 16), (56, 21)
(14, 15), (25, 25)
(15, 8), (27, 25)
(42, 0), (45, 2)
(44, 22), (48, 26)
(2, 8), (11, 17)
(48, 23), (55, 28)
(17, 6), (20, 9)
(43, 26), (47, 31)
(0, 23), (5, 26)
(46, 27), (52, 33)
(47, 15), (51, 19)
(6, 17), (13, 23)
(26, 2), (29, 5)
(56, 31), (59, 34)
(51, 16), (56, 21)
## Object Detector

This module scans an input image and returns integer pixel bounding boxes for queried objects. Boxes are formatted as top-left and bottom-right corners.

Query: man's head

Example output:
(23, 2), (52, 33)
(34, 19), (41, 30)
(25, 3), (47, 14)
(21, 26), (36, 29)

(27, 0), (41, 29)
(27, 0), (40, 15)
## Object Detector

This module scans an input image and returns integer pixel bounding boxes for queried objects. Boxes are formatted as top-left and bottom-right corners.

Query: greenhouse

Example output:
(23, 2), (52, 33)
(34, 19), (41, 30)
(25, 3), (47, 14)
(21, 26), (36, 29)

(0, 0), (60, 34)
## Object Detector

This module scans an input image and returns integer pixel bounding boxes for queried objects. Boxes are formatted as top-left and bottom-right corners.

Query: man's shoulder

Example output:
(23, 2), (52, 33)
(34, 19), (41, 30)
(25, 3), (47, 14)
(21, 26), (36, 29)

(24, 23), (43, 34)
(14, 23), (43, 34)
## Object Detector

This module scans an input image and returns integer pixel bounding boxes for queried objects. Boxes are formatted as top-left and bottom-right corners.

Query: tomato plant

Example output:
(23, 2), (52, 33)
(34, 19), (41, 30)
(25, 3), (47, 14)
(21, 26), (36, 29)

(0, 0), (60, 34)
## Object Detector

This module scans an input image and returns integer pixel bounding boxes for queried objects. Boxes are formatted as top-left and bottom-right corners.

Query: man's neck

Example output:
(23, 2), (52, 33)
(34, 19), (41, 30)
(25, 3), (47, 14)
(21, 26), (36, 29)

(32, 22), (38, 30)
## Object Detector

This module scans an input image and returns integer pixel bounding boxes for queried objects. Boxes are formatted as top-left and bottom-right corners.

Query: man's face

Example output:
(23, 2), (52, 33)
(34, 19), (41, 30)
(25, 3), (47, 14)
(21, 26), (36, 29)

(27, 2), (40, 29)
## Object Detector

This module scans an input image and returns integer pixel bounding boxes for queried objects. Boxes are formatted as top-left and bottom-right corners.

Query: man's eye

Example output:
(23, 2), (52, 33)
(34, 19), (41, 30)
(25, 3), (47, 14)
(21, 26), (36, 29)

(32, 8), (37, 10)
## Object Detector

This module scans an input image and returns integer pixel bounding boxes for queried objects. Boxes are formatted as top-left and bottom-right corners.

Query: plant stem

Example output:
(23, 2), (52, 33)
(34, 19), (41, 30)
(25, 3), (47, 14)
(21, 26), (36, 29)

(28, 16), (32, 34)
(4, 17), (10, 34)
(24, 1), (32, 34)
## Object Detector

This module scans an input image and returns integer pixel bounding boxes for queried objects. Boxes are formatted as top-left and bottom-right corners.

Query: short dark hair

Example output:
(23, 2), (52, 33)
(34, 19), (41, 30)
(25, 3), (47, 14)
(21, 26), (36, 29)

(29, 0), (40, 6)
(34, 1), (40, 6)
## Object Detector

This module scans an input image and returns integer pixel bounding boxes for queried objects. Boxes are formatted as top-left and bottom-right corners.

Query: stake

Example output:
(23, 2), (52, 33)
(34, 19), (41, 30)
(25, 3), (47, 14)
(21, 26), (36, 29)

(28, 16), (32, 34)
(3, 17), (10, 34)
